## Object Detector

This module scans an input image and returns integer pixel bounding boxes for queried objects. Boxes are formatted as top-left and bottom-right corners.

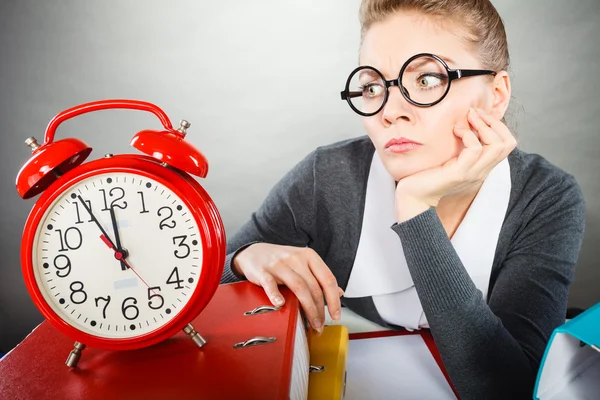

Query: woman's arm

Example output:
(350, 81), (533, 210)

(391, 175), (586, 399)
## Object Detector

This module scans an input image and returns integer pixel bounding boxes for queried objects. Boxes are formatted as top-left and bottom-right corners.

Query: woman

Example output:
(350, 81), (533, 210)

(221, 0), (586, 398)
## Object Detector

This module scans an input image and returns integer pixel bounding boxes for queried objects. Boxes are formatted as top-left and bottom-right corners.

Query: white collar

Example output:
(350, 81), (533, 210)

(344, 150), (512, 329)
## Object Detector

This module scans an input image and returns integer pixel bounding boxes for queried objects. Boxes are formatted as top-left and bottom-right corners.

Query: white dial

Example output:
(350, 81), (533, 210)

(32, 172), (204, 338)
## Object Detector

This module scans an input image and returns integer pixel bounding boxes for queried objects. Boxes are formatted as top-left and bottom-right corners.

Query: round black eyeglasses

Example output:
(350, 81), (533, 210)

(340, 53), (497, 116)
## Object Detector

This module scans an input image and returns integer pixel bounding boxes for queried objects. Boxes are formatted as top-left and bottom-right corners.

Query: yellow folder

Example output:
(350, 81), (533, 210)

(308, 325), (349, 400)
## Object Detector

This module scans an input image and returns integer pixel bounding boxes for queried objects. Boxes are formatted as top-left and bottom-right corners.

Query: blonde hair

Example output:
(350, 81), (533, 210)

(359, 0), (510, 72)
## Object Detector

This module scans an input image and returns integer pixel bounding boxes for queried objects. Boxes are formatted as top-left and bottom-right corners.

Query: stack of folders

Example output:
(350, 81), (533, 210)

(307, 325), (350, 400)
(534, 302), (600, 399)
(0, 281), (348, 400)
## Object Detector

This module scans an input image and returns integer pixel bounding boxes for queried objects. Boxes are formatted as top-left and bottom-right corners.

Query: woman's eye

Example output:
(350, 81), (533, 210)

(362, 84), (384, 98)
(416, 74), (443, 89)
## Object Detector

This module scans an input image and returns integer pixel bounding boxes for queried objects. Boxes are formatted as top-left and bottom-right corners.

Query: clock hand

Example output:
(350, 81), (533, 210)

(77, 195), (129, 271)
(77, 195), (117, 251)
(99, 234), (156, 295)
(109, 206), (128, 271)
(119, 258), (157, 295)
(77, 195), (128, 270)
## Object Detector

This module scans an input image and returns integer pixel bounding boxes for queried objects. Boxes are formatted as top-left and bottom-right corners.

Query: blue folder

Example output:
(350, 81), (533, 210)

(534, 302), (600, 399)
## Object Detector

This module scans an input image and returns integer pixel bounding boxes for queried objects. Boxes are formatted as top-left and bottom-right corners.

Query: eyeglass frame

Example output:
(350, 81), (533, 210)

(340, 53), (497, 116)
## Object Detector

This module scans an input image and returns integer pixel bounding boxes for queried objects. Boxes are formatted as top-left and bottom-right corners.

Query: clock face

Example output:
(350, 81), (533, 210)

(32, 172), (204, 338)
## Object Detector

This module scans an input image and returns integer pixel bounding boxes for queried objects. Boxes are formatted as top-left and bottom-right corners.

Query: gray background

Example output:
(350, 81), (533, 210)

(0, 0), (598, 353)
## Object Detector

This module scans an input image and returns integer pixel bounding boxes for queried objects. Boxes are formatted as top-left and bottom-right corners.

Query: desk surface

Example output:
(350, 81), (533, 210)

(328, 306), (459, 399)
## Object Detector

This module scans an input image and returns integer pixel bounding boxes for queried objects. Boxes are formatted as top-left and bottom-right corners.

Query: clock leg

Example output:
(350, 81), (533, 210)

(65, 341), (86, 368)
(183, 323), (206, 348)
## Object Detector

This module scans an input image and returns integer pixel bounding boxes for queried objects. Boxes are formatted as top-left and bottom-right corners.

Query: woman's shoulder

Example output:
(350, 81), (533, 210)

(276, 135), (374, 194)
(508, 147), (584, 208)
(311, 135), (375, 175)
(313, 135), (374, 159)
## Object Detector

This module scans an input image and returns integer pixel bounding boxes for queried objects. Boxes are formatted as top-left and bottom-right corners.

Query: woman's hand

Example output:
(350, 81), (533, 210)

(232, 243), (343, 332)
(394, 108), (517, 222)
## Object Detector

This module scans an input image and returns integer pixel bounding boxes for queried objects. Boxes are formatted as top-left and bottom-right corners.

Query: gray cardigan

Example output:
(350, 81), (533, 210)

(221, 136), (586, 399)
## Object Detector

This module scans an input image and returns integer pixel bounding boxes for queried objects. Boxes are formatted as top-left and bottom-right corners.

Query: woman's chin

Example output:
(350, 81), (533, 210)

(383, 164), (423, 182)
(380, 149), (458, 181)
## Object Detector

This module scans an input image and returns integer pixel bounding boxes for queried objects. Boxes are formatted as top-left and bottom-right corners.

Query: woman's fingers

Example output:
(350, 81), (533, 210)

(454, 108), (515, 180)
(272, 267), (323, 332)
(476, 109), (518, 150)
(469, 108), (502, 146)
(257, 271), (285, 307)
(453, 124), (482, 171)
(238, 243), (341, 333)
(289, 254), (326, 325)
(472, 109), (516, 172)
(305, 249), (342, 322)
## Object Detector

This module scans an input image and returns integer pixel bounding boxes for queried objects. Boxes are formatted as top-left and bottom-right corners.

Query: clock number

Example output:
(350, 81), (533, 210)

(73, 200), (93, 224)
(53, 254), (71, 278)
(56, 227), (83, 252)
(100, 187), (128, 211)
(138, 192), (149, 214)
(122, 297), (139, 320)
(172, 235), (190, 259)
(94, 296), (111, 319)
(69, 281), (87, 305)
(148, 287), (164, 310)
(158, 207), (176, 230)
(166, 267), (184, 289)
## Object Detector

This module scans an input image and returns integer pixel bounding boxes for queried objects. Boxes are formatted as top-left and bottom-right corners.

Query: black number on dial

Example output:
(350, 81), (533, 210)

(138, 192), (149, 214)
(70, 281), (87, 305)
(158, 206), (176, 230)
(122, 297), (139, 320)
(73, 200), (93, 224)
(100, 187), (127, 211)
(94, 296), (111, 319)
(53, 254), (71, 278)
(172, 235), (190, 259)
(56, 227), (83, 252)
(148, 287), (164, 310)
(166, 267), (184, 289)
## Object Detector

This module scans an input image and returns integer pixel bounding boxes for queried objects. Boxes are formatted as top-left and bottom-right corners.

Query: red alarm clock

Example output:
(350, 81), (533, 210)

(15, 99), (226, 367)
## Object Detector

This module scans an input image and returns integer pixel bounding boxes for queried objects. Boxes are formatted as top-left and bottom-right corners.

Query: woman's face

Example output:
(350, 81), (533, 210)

(359, 12), (498, 180)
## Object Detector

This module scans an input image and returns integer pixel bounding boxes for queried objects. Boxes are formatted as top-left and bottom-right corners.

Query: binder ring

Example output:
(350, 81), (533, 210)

(244, 305), (282, 316)
(309, 365), (326, 373)
(233, 336), (277, 348)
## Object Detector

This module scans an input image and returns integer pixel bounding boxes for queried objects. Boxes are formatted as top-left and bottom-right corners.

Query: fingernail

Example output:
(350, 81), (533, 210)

(272, 296), (284, 306)
(313, 318), (322, 329)
(338, 287), (345, 297)
(469, 107), (476, 114)
(333, 310), (341, 321)
(315, 326), (323, 336)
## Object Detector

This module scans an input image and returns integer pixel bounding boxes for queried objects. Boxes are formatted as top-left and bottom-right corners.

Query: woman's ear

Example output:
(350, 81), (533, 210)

(491, 71), (511, 120)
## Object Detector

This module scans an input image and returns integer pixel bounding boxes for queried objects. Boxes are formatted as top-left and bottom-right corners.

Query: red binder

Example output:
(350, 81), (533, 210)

(0, 282), (309, 400)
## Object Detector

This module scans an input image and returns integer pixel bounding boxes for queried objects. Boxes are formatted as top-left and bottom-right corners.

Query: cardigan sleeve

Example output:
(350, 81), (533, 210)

(220, 150), (317, 283)
(390, 174), (586, 400)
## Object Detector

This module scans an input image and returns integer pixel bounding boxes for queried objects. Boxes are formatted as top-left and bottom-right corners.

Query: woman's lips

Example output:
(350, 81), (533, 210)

(385, 138), (423, 153)
(386, 142), (422, 153)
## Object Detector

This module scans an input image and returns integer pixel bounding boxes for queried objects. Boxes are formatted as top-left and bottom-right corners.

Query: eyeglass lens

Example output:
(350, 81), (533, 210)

(347, 55), (450, 113)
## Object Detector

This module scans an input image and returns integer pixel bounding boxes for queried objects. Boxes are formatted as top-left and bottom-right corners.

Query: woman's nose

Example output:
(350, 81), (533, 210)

(382, 86), (413, 125)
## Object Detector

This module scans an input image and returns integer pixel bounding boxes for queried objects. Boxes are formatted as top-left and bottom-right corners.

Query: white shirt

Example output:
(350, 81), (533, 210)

(344, 150), (512, 330)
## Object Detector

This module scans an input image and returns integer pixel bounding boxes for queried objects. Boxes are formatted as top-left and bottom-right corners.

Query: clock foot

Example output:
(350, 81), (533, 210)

(183, 323), (206, 348)
(65, 341), (86, 368)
